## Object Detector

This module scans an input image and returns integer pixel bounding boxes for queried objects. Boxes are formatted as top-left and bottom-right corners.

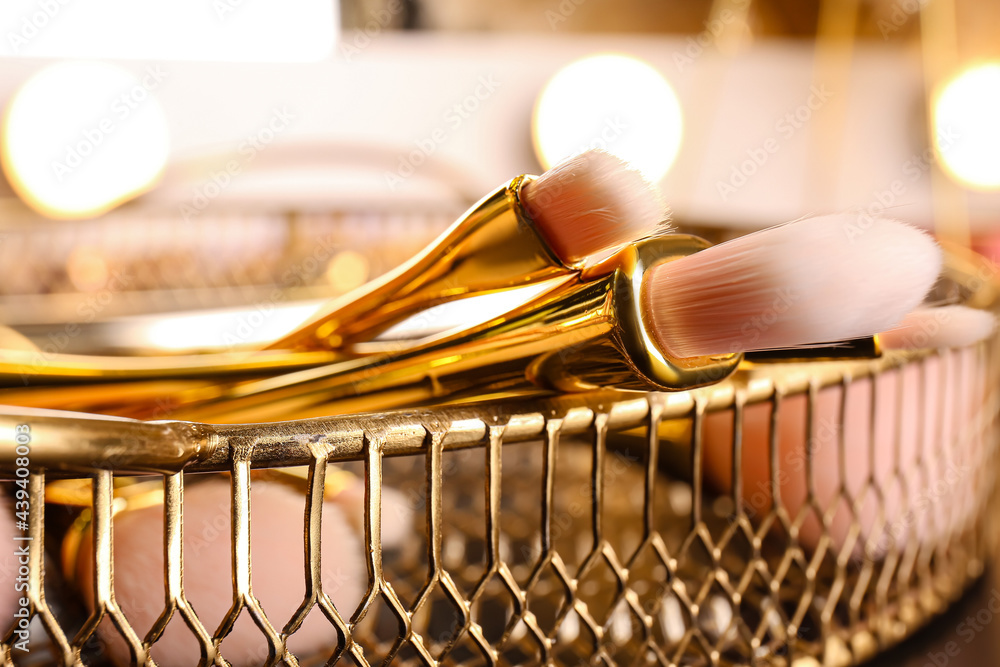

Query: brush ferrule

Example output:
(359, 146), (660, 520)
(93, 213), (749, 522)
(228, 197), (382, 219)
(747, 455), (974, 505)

(529, 235), (743, 392)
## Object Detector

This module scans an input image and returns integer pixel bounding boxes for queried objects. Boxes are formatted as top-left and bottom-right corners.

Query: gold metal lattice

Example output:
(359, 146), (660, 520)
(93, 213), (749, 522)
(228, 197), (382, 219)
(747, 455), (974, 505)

(1, 338), (998, 666)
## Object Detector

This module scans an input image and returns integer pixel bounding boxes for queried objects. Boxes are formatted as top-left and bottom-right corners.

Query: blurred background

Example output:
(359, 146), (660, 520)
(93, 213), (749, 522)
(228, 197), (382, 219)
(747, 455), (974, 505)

(1, 4), (1000, 665)
(0, 0), (997, 353)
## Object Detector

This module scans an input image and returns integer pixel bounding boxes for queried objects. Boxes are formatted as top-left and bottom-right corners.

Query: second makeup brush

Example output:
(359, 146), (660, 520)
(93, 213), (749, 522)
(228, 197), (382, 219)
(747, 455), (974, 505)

(269, 150), (669, 351)
(120, 213), (941, 424)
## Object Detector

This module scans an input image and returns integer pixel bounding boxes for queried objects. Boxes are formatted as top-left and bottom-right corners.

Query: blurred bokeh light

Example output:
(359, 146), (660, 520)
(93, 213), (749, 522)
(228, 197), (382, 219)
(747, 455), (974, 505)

(532, 53), (683, 183)
(1, 61), (169, 219)
(933, 62), (1000, 191)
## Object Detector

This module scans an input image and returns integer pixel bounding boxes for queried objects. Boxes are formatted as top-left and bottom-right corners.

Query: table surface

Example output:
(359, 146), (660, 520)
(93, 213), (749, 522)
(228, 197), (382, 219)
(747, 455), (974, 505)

(866, 565), (1000, 666)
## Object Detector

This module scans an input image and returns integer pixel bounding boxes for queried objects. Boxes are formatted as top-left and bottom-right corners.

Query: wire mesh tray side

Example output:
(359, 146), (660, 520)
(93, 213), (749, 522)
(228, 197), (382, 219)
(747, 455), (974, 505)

(0, 341), (997, 666)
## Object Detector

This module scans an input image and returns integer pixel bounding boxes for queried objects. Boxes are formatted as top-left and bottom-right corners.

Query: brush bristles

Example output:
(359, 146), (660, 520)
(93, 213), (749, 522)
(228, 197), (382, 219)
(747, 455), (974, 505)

(879, 305), (996, 349)
(522, 150), (669, 264)
(642, 214), (943, 358)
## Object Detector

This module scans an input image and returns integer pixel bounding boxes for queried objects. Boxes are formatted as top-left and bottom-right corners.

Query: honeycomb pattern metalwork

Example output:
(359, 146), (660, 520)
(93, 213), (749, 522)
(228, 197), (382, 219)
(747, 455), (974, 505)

(0, 340), (997, 666)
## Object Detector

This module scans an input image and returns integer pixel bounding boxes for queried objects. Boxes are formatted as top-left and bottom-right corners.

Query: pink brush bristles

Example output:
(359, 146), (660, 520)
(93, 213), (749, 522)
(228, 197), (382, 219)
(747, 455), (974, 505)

(642, 213), (943, 358)
(522, 150), (669, 264)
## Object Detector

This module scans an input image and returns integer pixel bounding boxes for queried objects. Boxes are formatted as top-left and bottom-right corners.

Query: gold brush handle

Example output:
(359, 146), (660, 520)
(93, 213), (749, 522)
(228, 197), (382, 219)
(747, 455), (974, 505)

(0, 176), (553, 387)
(1, 236), (741, 423)
(170, 277), (618, 422)
(268, 175), (572, 351)
(0, 349), (342, 387)
(166, 236), (742, 423)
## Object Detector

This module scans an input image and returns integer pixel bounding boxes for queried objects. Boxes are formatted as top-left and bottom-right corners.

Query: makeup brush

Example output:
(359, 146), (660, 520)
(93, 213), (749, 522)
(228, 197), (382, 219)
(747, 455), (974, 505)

(122, 234), (742, 423)
(0, 150), (665, 383)
(111, 213), (942, 424)
(0, 214), (943, 422)
(269, 149), (668, 351)
(643, 214), (942, 358)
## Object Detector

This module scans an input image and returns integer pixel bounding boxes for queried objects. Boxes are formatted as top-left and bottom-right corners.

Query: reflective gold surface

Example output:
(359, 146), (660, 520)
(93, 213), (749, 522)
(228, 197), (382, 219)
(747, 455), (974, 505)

(0, 235), (742, 423)
(271, 175), (577, 351)
(0, 349), (341, 386)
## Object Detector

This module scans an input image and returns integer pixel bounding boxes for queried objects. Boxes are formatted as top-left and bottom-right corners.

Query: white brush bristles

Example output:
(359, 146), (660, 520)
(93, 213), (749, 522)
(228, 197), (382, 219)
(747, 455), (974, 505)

(879, 305), (996, 349)
(642, 214), (943, 358)
(522, 150), (669, 264)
